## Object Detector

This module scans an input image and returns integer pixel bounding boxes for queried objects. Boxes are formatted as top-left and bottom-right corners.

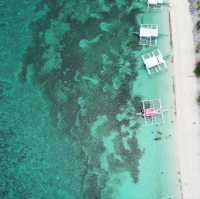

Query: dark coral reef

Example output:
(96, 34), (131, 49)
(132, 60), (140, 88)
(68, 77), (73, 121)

(20, 0), (144, 198)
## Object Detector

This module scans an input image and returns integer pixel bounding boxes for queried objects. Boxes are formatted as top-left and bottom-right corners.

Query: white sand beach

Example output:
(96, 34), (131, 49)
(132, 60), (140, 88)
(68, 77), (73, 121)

(170, 0), (200, 198)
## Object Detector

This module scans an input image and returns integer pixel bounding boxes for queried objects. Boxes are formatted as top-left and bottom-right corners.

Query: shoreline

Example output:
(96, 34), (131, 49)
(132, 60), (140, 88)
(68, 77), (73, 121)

(169, 0), (200, 198)
(132, 7), (179, 198)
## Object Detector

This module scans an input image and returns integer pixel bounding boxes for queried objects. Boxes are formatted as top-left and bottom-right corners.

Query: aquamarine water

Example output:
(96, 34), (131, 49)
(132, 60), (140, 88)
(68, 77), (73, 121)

(0, 1), (177, 199)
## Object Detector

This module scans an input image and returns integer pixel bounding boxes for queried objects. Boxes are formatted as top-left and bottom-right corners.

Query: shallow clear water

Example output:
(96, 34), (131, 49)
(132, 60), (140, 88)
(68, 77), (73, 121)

(0, 1), (177, 199)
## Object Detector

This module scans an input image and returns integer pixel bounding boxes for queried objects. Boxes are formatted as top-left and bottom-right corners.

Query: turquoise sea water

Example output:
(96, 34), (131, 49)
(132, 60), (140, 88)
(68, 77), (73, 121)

(0, 1), (177, 199)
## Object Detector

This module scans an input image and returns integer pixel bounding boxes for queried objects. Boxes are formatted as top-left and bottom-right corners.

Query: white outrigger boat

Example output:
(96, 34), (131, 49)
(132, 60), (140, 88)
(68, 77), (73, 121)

(139, 24), (159, 46)
(141, 49), (167, 74)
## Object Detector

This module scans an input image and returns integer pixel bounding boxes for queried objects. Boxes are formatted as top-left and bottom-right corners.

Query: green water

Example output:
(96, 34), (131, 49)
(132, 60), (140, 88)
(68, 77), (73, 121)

(0, 1), (177, 199)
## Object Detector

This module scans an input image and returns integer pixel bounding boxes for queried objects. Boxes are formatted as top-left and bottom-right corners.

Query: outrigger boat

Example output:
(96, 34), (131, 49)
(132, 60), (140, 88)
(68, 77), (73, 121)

(139, 24), (159, 46)
(137, 99), (168, 125)
(147, 0), (164, 8)
(141, 49), (167, 75)
(146, 0), (170, 9)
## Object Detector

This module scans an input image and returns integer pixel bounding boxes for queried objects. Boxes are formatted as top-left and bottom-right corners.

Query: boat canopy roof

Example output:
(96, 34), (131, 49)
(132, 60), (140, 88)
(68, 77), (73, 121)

(143, 56), (159, 69)
(139, 24), (158, 37)
(148, 0), (164, 5)
(143, 108), (157, 117)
